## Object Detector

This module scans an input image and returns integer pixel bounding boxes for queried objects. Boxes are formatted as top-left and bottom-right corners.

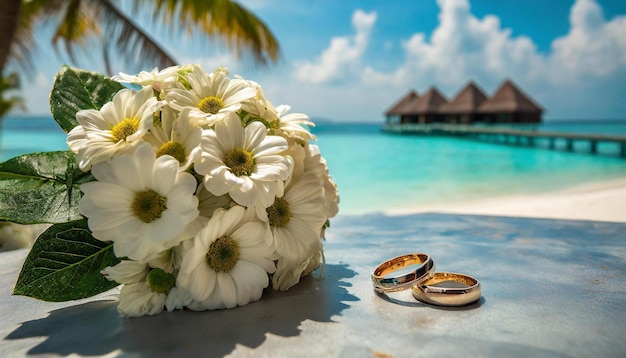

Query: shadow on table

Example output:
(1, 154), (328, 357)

(5, 264), (358, 357)
(375, 290), (485, 310)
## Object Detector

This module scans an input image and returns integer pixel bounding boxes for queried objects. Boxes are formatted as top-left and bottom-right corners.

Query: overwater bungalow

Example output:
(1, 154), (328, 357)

(396, 87), (448, 124)
(478, 79), (543, 124)
(384, 79), (543, 125)
(439, 81), (488, 124)
(384, 90), (419, 124)
(382, 81), (626, 158)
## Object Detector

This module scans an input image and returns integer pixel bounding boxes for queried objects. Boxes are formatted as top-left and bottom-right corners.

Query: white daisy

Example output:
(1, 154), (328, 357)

(185, 183), (232, 238)
(112, 65), (191, 93)
(274, 104), (316, 142)
(67, 87), (162, 171)
(266, 171), (327, 263)
(144, 107), (203, 172)
(238, 77), (279, 124)
(101, 251), (189, 317)
(195, 112), (292, 209)
(272, 251), (322, 291)
(305, 144), (340, 218)
(177, 206), (275, 310)
(79, 143), (199, 263)
(165, 66), (256, 126)
(271, 143), (338, 220)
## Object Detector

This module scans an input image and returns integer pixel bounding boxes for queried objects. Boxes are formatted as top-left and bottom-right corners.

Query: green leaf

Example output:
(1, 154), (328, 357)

(0, 151), (93, 224)
(49, 65), (124, 133)
(13, 219), (120, 302)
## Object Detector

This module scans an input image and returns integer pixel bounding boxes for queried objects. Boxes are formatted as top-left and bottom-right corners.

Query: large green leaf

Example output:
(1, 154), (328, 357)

(13, 219), (120, 302)
(0, 151), (93, 224)
(49, 65), (124, 133)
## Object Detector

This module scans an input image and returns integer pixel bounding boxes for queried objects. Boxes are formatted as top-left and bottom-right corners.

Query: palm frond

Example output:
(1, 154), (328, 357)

(4, 0), (280, 79)
(96, 0), (177, 74)
(5, 0), (72, 78)
(51, 0), (101, 64)
(0, 73), (26, 118)
(136, 0), (281, 66)
(1, 0), (30, 76)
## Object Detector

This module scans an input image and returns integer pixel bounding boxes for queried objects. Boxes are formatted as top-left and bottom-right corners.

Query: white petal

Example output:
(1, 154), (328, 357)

(231, 222), (267, 248)
(204, 174), (231, 196)
(192, 265), (217, 301)
(101, 260), (147, 284)
(229, 187), (257, 208)
(110, 153), (145, 191)
(244, 122), (267, 150)
(84, 208), (133, 231)
(216, 273), (237, 308)
(215, 113), (243, 150)
(152, 155), (179, 194)
(80, 182), (134, 209)
(253, 136), (288, 157)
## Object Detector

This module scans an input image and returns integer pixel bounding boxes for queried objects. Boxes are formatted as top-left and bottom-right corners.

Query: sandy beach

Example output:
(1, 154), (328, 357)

(387, 177), (626, 223)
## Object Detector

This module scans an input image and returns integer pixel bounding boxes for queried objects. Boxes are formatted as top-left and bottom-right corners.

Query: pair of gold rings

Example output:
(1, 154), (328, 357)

(371, 253), (481, 306)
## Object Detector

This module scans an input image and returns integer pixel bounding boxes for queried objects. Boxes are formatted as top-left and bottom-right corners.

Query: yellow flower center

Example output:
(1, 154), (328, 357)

(147, 268), (175, 294)
(267, 197), (291, 227)
(198, 96), (224, 114)
(206, 236), (240, 272)
(111, 118), (140, 142)
(131, 189), (167, 223)
(157, 141), (186, 164)
(224, 148), (255, 177)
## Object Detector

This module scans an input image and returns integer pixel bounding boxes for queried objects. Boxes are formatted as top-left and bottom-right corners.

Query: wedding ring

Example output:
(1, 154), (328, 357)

(371, 253), (434, 293)
(411, 272), (481, 306)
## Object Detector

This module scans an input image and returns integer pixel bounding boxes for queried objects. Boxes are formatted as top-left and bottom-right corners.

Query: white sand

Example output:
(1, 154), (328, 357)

(387, 178), (626, 223)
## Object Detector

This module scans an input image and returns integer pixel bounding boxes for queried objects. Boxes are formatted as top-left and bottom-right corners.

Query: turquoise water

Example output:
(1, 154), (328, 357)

(2, 116), (626, 215)
(313, 122), (626, 214)
(0, 116), (68, 160)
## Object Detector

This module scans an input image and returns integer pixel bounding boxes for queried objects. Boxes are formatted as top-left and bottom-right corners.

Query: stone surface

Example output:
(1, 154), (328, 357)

(1, 213), (625, 357)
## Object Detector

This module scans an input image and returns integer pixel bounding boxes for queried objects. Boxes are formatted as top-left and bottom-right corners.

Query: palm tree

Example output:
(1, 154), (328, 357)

(0, 0), (280, 115)
(0, 73), (25, 119)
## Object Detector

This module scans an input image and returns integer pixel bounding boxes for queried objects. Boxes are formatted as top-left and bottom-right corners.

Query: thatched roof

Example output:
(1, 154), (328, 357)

(479, 79), (543, 113)
(439, 81), (487, 114)
(403, 87), (448, 114)
(385, 90), (419, 115)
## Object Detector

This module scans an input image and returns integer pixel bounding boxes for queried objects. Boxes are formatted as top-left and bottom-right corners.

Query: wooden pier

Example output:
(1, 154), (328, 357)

(382, 124), (626, 158)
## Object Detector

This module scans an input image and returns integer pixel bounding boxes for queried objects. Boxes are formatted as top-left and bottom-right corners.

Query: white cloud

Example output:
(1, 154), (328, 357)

(18, 0), (626, 121)
(362, 0), (626, 119)
(363, 0), (543, 89)
(548, 0), (626, 79)
(292, 10), (377, 84)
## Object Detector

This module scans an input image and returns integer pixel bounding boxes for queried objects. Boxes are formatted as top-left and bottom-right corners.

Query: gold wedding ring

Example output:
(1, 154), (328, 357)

(411, 272), (481, 306)
(371, 253), (434, 293)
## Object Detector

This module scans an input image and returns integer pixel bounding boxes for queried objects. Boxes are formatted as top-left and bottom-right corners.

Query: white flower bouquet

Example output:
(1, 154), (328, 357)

(2, 64), (338, 317)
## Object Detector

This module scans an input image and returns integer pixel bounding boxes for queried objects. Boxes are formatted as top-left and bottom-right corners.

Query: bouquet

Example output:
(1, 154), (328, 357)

(2, 64), (339, 317)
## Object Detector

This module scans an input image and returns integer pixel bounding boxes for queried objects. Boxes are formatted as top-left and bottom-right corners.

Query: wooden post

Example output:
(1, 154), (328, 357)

(548, 138), (555, 149)
(621, 142), (626, 158)
(590, 140), (597, 154)
(566, 139), (574, 151)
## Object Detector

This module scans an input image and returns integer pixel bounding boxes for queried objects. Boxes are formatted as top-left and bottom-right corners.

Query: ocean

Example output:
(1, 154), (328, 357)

(2, 115), (626, 215)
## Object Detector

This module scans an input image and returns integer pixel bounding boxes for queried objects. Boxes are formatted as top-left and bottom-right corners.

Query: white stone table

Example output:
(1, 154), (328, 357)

(1, 213), (625, 357)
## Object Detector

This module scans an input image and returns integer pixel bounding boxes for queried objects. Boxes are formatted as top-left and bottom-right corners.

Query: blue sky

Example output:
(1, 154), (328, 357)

(17, 0), (626, 122)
